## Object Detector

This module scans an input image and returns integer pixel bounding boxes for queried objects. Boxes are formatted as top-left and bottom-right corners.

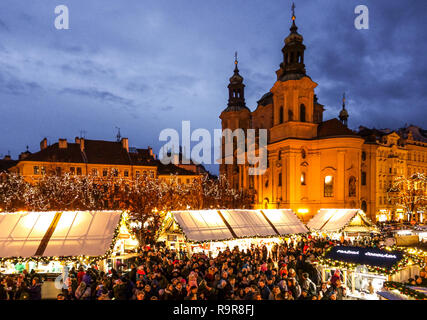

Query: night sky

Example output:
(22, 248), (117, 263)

(0, 0), (426, 174)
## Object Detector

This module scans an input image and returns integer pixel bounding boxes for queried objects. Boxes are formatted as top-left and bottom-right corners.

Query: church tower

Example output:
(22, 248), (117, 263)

(277, 3), (306, 81)
(269, 3), (320, 143)
(219, 53), (251, 189)
(339, 93), (349, 127)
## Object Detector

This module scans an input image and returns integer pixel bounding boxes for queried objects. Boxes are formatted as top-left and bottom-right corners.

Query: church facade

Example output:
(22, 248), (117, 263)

(219, 10), (427, 222)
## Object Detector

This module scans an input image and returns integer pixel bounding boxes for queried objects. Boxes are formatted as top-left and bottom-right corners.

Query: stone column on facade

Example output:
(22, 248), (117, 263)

(337, 150), (345, 204)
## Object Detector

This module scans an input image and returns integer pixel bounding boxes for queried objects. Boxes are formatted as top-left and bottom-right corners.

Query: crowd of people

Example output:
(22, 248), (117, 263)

(0, 235), (386, 300)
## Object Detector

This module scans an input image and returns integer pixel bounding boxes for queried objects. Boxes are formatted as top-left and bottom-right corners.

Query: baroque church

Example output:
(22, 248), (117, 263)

(219, 7), (427, 222)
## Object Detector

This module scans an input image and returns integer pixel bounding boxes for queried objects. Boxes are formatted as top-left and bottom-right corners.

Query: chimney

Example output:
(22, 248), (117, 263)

(121, 138), (129, 152)
(172, 153), (179, 165)
(79, 138), (85, 152)
(40, 138), (47, 150)
(148, 146), (156, 160)
(58, 138), (68, 149)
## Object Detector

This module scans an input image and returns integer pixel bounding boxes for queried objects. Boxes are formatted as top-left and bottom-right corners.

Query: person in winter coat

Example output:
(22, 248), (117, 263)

(258, 280), (271, 300)
(28, 278), (42, 300)
(0, 277), (8, 300)
(129, 264), (137, 284)
(300, 273), (317, 297)
(75, 281), (91, 300)
(112, 279), (127, 300)
(77, 267), (85, 284)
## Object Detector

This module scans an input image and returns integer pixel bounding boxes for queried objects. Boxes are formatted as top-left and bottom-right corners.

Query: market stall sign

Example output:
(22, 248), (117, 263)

(325, 246), (404, 269)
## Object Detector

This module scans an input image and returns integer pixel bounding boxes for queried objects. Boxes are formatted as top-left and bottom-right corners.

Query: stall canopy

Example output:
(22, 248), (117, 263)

(167, 209), (308, 242)
(0, 211), (122, 259)
(306, 209), (378, 233)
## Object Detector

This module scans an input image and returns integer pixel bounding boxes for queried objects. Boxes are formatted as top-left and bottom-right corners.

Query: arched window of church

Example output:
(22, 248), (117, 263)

(324, 175), (334, 197)
(348, 176), (356, 197)
(279, 106), (284, 124)
(278, 150), (282, 161)
(288, 110), (293, 121)
(300, 104), (306, 122)
(278, 173), (282, 187)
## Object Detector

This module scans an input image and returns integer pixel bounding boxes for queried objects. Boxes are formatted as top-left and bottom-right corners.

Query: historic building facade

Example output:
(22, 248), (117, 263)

(219, 11), (427, 222)
(7, 137), (202, 184)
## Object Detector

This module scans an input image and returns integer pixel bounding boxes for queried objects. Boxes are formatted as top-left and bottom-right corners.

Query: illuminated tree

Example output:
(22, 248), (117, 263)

(0, 171), (255, 244)
(387, 173), (427, 222)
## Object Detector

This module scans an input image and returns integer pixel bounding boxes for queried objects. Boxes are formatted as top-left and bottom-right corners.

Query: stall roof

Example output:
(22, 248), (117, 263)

(0, 211), (122, 259)
(306, 209), (378, 233)
(169, 209), (308, 242)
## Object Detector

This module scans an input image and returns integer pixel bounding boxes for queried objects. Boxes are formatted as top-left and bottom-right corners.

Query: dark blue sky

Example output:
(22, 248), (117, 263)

(1, 1), (426, 174)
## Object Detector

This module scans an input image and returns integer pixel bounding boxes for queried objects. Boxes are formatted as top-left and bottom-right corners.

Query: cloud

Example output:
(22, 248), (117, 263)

(60, 87), (135, 108)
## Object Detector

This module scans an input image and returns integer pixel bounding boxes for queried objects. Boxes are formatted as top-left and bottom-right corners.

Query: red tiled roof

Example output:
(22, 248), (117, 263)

(20, 139), (155, 166)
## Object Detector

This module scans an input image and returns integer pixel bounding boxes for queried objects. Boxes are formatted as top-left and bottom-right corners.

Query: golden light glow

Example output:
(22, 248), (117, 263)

(324, 175), (333, 184)
(297, 208), (309, 214)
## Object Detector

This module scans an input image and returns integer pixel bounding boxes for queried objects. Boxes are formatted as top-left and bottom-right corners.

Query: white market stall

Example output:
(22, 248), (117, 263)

(0, 210), (138, 275)
(307, 209), (379, 241)
(157, 209), (308, 257)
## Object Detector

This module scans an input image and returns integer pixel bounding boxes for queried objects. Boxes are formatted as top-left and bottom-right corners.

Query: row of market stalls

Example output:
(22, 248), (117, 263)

(157, 208), (425, 300)
(0, 208), (425, 299)
(157, 209), (308, 255)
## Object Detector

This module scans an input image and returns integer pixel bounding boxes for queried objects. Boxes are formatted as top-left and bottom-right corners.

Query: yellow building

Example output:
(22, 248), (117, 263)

(219, 10), (427, 222)
(359, 126), (427, 221)
(8, 137), (201, 184)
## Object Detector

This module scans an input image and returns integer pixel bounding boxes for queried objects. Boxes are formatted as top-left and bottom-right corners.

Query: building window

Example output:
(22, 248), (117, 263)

(150, 171), (154, 178)
(361, 200), (367, 214)
(301, 149), (306, 159)
(300, 104), (306, 122)
(136, 170), (140, 178)
(361, 171), (367, 186)
(278, 150), (282, 161)
(265, 180), (269, 188)
(124, 170), (129, 177)
(113, 169), (119, 177)
(279, 106), (284, 124)
(301, 172), (306, 185)
(324, 175), (334, 197)
(33, 166), (39, 175)
(348, 176), (356, 197)
(56, 167), (62, 176)
(362, 151), (366, 161)
(41, 166), (46, 175)
(288, 110), (293, 121)
(278, 173), (282, 187)
(91, 168), (98, 176)
(103, 169), (108, 177)
(76, 167), (82, 175)
(70, 167), (75, 174)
